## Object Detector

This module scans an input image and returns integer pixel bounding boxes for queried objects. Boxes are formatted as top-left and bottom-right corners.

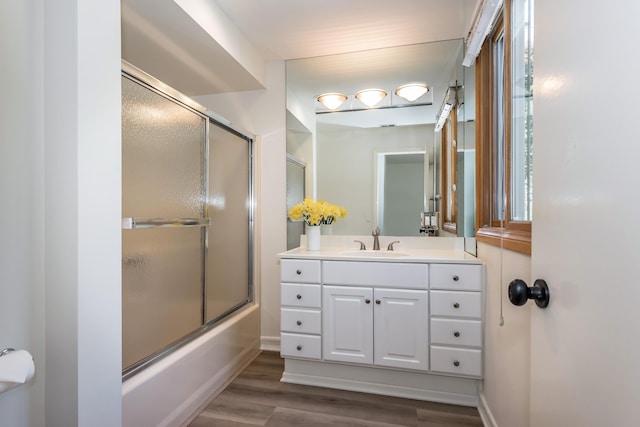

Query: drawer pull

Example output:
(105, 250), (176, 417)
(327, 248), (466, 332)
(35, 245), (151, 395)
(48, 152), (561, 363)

(453, 302), (460, 309)
(365, 299), (371, 304)
(453, 360), (460, 367)
(296, 269), (302, 275)
(296, 294), (302, 300)
(453, 275), (459, 281)
(296, 345), (302, 351)
(375, 299), (381, 305)
(296, 320), (302, 326)
(453, 331), (460, 337)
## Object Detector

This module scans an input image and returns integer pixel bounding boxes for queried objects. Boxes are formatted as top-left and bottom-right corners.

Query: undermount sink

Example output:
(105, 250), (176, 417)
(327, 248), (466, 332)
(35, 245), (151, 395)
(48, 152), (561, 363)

(339, 250), (409, 257)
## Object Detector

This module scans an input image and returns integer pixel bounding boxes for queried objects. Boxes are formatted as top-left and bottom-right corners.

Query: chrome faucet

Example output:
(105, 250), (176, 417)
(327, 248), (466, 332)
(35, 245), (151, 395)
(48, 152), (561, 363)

(372, 227), (380, 250)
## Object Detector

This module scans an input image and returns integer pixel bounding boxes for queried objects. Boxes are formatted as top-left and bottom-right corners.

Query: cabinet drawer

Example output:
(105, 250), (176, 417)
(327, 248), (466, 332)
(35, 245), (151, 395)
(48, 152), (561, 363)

(281, 308), (321, 334)
(281, 259), (321, 283)
(323, 261), (428, 289)
(430, 291), (481, 318)
(281, 333), (321, 359)
(430, 264), (481, 291)
(431, 318), (482, 347)
(430, 346), (482, 377)
(281, 283), (321, 308)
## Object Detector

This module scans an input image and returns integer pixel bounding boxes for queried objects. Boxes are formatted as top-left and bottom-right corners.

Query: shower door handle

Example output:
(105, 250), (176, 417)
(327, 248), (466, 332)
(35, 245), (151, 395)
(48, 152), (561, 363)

(122, 217), (211, 229)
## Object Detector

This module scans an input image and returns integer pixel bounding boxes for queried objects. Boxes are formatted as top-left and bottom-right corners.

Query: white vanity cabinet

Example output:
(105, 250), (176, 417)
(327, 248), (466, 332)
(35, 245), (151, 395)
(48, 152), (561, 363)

(429, 264), (483, 377)
(279, 252), (483, 406)
(280, 259), (322, 360)
(323, 285), (429, 370)
(322, 260), (429, 371)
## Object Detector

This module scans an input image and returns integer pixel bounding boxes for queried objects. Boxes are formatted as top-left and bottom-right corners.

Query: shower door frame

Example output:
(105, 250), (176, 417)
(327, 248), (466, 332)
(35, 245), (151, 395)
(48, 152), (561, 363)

(121, 61), (255, 380)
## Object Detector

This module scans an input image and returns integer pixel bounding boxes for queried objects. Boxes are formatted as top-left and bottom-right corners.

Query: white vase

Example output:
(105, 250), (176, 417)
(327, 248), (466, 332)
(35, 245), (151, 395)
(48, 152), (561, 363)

(306, 225), (321, 251)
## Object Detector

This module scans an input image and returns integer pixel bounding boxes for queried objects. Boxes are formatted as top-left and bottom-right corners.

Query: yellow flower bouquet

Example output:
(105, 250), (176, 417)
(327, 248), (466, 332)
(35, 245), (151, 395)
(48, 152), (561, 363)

(288, 198), (347, 226)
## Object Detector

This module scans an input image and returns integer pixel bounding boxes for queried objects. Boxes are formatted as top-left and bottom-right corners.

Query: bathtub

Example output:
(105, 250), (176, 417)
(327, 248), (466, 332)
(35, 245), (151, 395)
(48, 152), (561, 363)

(122, 305), (260, 427)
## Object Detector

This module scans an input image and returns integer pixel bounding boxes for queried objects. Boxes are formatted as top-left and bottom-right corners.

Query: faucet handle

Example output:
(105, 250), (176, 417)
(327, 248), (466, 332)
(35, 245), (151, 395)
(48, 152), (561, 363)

(387, 241), (400, 251)
(372, 226), (380, 236)
(354, 240), (367, 250)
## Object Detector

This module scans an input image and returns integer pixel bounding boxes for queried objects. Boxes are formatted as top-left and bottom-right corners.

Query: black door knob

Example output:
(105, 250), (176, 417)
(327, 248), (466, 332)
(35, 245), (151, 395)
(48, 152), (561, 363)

(508, 279), (550, 308)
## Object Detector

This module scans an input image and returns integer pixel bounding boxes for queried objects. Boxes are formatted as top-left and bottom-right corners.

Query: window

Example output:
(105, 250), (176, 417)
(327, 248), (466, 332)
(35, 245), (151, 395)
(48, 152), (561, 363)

(476, 0), (534, 254)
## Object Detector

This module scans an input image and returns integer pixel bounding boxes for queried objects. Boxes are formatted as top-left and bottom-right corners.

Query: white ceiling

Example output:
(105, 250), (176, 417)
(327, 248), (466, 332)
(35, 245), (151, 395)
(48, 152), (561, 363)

(122, 0), (479, 96)
(214, 0), (478, 60)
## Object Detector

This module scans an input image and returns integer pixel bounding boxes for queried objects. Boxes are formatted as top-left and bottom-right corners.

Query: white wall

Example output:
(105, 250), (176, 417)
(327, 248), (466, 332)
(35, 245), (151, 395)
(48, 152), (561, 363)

(317, 124), (433, 235)
(0, 1), (45, 425)
(1, 0), (122, 425)
(477, 243), (531, 427)
(194, 60), (287, 348)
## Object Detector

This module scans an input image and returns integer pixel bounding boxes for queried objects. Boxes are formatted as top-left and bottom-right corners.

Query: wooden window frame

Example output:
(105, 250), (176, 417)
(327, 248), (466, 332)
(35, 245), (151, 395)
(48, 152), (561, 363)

(475, 0), (532, 255)
(442, 106), (458, 234)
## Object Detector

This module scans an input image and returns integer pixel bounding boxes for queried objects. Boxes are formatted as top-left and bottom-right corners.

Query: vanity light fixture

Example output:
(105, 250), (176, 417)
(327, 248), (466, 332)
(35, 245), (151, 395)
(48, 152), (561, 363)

(463, 0), (504, 66)
(316, 93), (348, 110)
(354, 88), (387, 108)
(395, 83), (429, 102)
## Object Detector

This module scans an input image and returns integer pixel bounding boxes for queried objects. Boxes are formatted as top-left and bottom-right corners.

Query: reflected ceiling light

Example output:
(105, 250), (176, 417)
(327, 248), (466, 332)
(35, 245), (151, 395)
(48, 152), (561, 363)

(435, 87), (457, 131)
(355, 88), (387, 107)
(434, 102), (452, 132)
(316, 93), (348, 110)
(395, 83), (429, 102)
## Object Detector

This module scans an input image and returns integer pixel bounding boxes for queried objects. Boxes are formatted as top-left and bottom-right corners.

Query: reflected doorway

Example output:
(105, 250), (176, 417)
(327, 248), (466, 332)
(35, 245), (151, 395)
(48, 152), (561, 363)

(375, 151), (425, 236)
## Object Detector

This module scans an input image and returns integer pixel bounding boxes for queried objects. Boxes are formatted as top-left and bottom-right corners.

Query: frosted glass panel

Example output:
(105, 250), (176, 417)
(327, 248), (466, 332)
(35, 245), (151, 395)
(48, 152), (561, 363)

(205, 124), (251, 322)
(122, 227), (203, 370)
(286, 158), (305, 250)
(122, 76), (206, 218)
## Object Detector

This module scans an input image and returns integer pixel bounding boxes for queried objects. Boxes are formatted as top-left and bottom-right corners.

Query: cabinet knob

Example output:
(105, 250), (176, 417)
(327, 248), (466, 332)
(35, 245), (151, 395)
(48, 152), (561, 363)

(296, 320), (302, 326)
(375, 299), (381, 305)
(452, 275), (459, 281)
(296, 269), (302, 275)
(453, 360), (460, 367)
(365, 299), (371, 304)
(453, 302), (460, 309)
(296, 294), (302, 300)
(296, 345), (302, 351)
(453, 331), (460, 337)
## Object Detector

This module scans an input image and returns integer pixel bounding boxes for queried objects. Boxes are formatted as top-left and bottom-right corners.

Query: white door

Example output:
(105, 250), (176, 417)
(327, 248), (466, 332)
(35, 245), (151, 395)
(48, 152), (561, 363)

(373, 288), (428, 371)
(530, 1), (640, 425)
(322, 286), (373, 364)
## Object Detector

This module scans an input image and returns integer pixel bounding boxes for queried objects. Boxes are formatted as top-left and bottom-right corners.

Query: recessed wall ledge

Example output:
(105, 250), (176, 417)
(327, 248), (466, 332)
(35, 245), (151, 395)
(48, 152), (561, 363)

(279, 236), (479, 263)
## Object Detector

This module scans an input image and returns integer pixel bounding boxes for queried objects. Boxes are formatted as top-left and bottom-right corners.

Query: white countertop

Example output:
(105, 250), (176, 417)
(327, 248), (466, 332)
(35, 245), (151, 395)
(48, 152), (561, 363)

(279, 236), (481, 264)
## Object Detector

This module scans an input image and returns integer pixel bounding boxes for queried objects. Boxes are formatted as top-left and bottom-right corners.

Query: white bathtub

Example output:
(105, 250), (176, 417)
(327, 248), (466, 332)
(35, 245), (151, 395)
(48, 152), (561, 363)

(122, 305), (261, 427)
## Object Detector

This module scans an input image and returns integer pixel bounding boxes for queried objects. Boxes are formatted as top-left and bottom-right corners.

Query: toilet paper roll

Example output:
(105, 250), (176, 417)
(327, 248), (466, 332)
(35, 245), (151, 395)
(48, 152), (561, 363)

(0, 349), (35, 394)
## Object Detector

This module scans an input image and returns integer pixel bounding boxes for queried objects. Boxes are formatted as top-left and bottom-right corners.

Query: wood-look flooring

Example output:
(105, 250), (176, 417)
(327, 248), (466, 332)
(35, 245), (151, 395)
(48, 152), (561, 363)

(186, 351), (483, 427)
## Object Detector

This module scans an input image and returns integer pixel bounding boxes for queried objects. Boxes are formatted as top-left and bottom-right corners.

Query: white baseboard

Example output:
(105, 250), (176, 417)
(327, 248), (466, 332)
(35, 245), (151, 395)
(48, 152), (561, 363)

(478, 391), (498, 427)
(260, 335), (280, 352)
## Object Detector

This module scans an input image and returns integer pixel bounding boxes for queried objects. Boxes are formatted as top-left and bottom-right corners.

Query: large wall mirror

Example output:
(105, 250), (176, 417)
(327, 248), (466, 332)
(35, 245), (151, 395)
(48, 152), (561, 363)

(286, 39), (476, 254)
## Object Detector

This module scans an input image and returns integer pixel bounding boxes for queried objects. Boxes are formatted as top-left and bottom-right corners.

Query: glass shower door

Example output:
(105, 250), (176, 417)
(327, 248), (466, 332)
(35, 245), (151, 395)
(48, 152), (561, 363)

(121, 75), (207, 370)
(205, 124), (252, 322)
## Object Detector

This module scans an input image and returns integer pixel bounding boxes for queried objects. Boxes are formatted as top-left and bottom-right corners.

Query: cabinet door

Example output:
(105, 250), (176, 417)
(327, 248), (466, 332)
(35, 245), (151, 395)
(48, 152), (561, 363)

(323, 286), (373, 364)
(373, 288), (429, 371)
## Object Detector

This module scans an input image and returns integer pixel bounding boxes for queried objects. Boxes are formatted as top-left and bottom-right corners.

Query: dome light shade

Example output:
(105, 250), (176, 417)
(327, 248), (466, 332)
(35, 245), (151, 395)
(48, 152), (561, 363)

(354, 88), (387, 107)
(316, 93), (348, 110)
(395, 83), (429, 102)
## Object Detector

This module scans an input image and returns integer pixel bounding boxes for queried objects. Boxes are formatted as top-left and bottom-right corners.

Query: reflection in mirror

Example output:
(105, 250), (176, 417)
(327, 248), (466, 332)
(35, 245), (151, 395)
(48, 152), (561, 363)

(286, 39), (475, 252)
